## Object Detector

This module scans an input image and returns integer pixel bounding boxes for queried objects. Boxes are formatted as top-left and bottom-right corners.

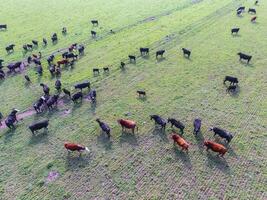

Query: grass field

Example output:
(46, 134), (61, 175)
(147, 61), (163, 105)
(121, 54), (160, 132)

(0, 0), (266, 199)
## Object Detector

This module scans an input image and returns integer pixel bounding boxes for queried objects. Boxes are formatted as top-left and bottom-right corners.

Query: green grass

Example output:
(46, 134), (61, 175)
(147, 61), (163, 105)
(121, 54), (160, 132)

(0, 0), (266, 199)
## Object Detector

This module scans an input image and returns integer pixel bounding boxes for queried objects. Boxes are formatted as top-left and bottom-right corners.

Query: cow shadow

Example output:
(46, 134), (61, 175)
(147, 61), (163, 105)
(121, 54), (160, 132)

(71, 101), (83, 112)
(156, 57), (166, 62)
(137, 96), (147, 102)
(141, 55), (150, 60)
(97, 132), (113, 150)
(89, 102), (97, 114)
(224, 142), (238, 158)
(228, 87), (240, 98)
(46, 108), (59, 118)
(152, 127), (169, 143)
(206, 152), (230, 174)
(194, 131), (205, 151)
(3, 128), (16, 143)
(232, 34), (241, 38)
(173, 146), (192, 168)
(183, 56), (192, 61)
(119, 131), (138, 146)
(28, 130), (49, 145)
(65, 153), (91, 170)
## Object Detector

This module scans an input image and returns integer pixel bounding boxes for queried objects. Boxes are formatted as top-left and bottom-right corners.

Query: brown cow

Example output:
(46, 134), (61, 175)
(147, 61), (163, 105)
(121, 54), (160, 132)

(171, 134), (189, 151)
(204, 140), (227, 157)
(117, 119), (138, 134)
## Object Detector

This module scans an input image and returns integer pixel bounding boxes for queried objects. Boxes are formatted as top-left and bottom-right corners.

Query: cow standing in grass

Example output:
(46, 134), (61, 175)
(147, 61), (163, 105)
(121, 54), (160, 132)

(29, 120), (49, 134)
(118, 119), (138, 134)
(172, 134), (189, 151)
(5, 109), (19, 129)
(96, 119), (111, 138)
(204, 141), (227, 157)
(150, 115), (167, 130)
(64, 142), (90, 155)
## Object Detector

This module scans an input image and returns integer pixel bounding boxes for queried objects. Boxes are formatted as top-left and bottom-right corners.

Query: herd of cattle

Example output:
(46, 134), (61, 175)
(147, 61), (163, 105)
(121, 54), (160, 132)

(0, 2), (260, 158)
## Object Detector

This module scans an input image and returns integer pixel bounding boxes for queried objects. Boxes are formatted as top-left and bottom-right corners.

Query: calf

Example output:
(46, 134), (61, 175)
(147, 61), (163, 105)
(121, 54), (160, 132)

(117, 119), (138, 134)
(46, 95), (59, 110)
(137, 90), (146, 97)
(74, 80), (90, 91)
(91, 30), (96, 37)
(172, 134), (189, 151)
(103, 67), (109, 73)
(6, 44), (15, 53)
(150, 115), (166, 130)
(193, 118), (201, 134)
(251, 16), (257, 22)
(248, 8), (256, 14)
(140, 48), (149, 55)
(224, 76), (238, 85)
(63, 88), (71, 97)
(204, 140), (227, 157)
(93, 68), (100, 75)
(231, 28), (240, 34)
(91, 20), (98, 26)
(64, 142), (90, 155)
(29, 120), (49, 134)
(96, 119), (111, 138)
(72, 91), (83, 103)
(32, 40), (38, 46)
(182, 48), (191, 58)
(226, 85), (237, 92)
(0, 24), (7, 30)
(237, 52), (252, 63)
(128, 55), (136, 63)
(88, 89), (96, 103)
(43, 38), (47, 46)
(40, 83), (50, 95)
(55, 79), (62, 91)
(156, 50), (165, 58)
(167, 118), (185, 134)
(209, 127), (233, 143)
(33, 96), (46, 113)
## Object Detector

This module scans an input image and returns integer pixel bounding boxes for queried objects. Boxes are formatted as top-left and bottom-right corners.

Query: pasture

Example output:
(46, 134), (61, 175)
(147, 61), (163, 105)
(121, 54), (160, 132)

(0, 0), (266, 199)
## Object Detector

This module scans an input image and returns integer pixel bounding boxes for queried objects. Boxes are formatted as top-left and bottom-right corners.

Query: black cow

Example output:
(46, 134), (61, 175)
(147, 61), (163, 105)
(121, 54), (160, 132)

(96, 119), (111, 138)
(91, 31), (96, 37)
(64, 53), (78, 60)
(248, 8), (256, 14)
(120, 62), (125, 69)
(93, 68), (100, 75)
(103, 67), (109, 73)
(74, 81), (90, 91)
(128, 55), (136, 63)
(91, 20), (98, 26)
(6, 44), (15, 53)
(150, 115), (166, 129)
(62, 27), (67, 34)
(27, 44), (33, 49)
(140, 48), (149, 55)
(51, 35), (58, 43)
(137, 90), (146, 97)
(23, 45), (28, 51)
(24, 75), (31, 83)
(29, 119), (49, 134)
(0, 24), (7, 30)
(78, 45), (85, 55)
(33, 96), (46, 113)
(40, 83), (50, 94)
(55, 79), (62, 91)
(237, 10), (242, 16)
(43, 38), (47, 46)
(237, 6), (245, 12)
(49, 64), (56, 75)
(36, 65), (43, 75)
(237, 52), (252, 63)
(156, 50), (165, 58)
(72, 91), (83, 103)
(167, 118), (185, 134)
(5, 109), (19, 129)
(182, 48), (191, 58)
(88, 89), (96, 103)
(0, 59), (4, 67)
(224, 76), (238, 85)
(63, 88), (71, 97)
(231, 28), (240, 34)
(7, 61), (21, 72)
(255, 0), (258, 5)
(46, 95), (59, 110)
(209, 127), (233, 143)
(32, 40), (38, 46)
(47, 55), (55, 65)
(193, 119), (201, 134)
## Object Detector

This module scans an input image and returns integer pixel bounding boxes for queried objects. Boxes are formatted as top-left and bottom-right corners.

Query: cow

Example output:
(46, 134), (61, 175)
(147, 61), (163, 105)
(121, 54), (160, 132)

(226, 85), (237, 93)
(93, 68), (99, 75)
(24, 75), (31, 83)
(33, 96), (46, 113)
(7, 61), (22, 72)
(55, 80), (62, 91)
(103, 67), (109, 73)
(156, 50), (165, 58)
(237, 52), (252, 63)
(72, 91), (83, 103)
(46, 95), (59, 110)
(40, 83), (50, 95)
(78, 45), (85, 55)
(27, 44), (33, 49)
(0, 59), (4, 67)
(69, 43), (77, 52)
(62, 27), (67, 34)
(204, 140), (227, 157)
(63, 53), (78, 60)
(255, 0), (258, 5)
(137, 90), (146, 97)
(74, 80), (90, 91)
(171, 134), (189, 151)
(117, 119), (138, 134)
(36, 65), (43, 76)
(49, 64), (56, 75)
(96, 118), (111, 138)
(23, 45), (28, 51)
(248, 8), (256, 14)
(88, 89), (96, 103)
(91, 20), (98, 26)
(32, 40), (38, 46)
(5, 109), (19, 129)
(29, 119), (49, 134)
(120, 62), (125, 69)
(237, 6), (245, 12)
(140, 48), (149, 55)
(236, 10), (242, 16)
(6, 44), (15, 53)
(193, 119), (201, 134)
(63, 88), (71, 97)
(0, 24), (7, 30)
(0, 72), (5, 79)
(167, 118), (185, 134)
(91, 30), (96, 37)
(231, 28), (240, 34)
(51, 34), (58, 43)
(64, 142), (90, 155)
(224, 76), (238, 85)
(33, 58), (41, 65)
(150, 115), (166, 130)
(47, 55), (55, 65)
(43, 38), (47, 46)
(57, 59), (69, 67)
(182, 48), (191, 58)
(251, 16), (257, 22)
(129, 55), (136, 63)
(209, 127), (233, 143)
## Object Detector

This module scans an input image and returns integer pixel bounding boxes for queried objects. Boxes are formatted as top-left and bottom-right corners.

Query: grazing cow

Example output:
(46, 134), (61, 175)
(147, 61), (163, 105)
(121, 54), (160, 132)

(182, 48), (191, 58)
(231, 28), (240, 34)
(209, 127), (233, 143)
(46, 95), (59, 110)
(248, 8), (256, 14)
(103, 67), (109, 73)
(74, 80), (90, 91)
(40, 83), (50, 95)
(63, 88), (71, 97)
(156, 50), (165, 58)
(140, 48), (149, 55)
(137, 90), (146, 97)
(78, 45), (85, 55)
(172, 134), (189, 151)
(43, 38), (47, 46)
(91, 20), (98, 26)
(91, 30), (96, 37)
(93, 68), (100, 75)
(117, 119), (138, 134)
(120, 62), (125, 69)
(88, 89), (96, 103)
(193, 119), (201, 134)
(236, 10), (242, 16)
(255, 0), (258, 5)
(63, 53), (78, 60)
(251, 16), (257, 22)
(150, 115), (167, 130)
(96, 119), (111, 138)
(29, 119), (49, 134)
(72, 91), (83, 103)
(33, 96), (46, 113)
(6, 44), (15, 53)
(128, 55), (136, 63)
(24, 75), (31, 83)
(237, 52), (252, 63)
(224, 76), (238, 85)
(55, 80), (62, 91)
(226, 85), (237, 92)
(7, 61), (22, 72)
(51, 33), (58, 43)
(237, 6), (245, 12)
(62, 27), (67, 34)
(5, 109), (19, 129)
(36, 65), (43, 75)
(26, 44), (33, 49)
(167, 118), (185, 134)
(27, 56), (32, 64)
(57, 59), (69, 67)
(64, 142), (90, 155)
(33, 58), (41, 65)
(47, 55), (55, 65)
(23, 45), (28, 51)
(49, 64), (56, 75)
(204, 140), (227, 157)
(0, 24), (7, 30)
(32, 40), (38, 46)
